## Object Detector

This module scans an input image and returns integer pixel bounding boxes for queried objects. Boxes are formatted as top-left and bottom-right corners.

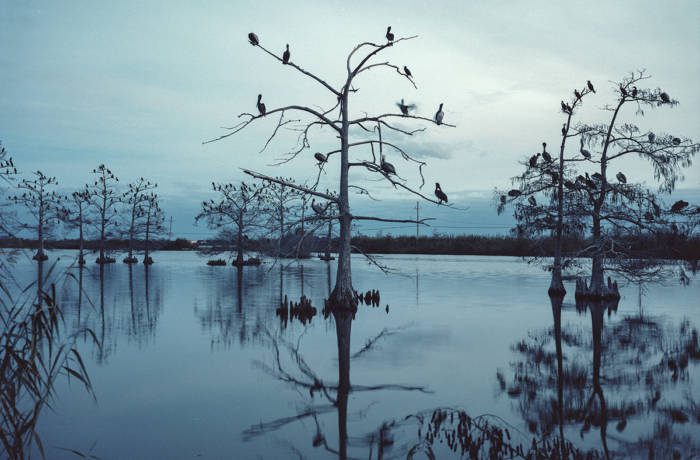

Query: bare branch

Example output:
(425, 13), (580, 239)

(242, 169), (338, 202)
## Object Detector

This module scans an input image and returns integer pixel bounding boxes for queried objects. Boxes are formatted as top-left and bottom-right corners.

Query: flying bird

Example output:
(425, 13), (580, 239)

(282, 44), (290, 64)
(616, 172), (627, 184)
(587, 80), (595, 93)
(257, 94), (266, 115)
(434, 183), (448, 204)
(396, 98), (416, 116)
(434, 103), (444, 125)
(248, 32), (259, 46)
(386, 26), (394, 42)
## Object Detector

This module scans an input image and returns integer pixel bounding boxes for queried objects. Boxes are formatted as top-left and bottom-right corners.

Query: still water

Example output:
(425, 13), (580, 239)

(13, 251), (700, 458)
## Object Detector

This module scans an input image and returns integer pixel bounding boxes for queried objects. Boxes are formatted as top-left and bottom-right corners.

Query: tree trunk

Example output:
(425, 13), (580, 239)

(590, 214), (604, 296)
(332, 93), (354, 306)
(143, 212), (151, 264)
(325, 218), (332, 259)
(78, 205), (85, 266)
(236, 212), (244, 266)
(99, 191), (107, 263)
(36, 198), (45, 260)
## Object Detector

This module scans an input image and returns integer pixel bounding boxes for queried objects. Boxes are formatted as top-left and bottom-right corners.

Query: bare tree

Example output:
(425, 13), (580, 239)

(260, 178), (303, 257)
(86, 164), (121, 264)
(66, 188), (91, 266)
(196, 181), (265, 266)
(9, 171), (66, 261)
(141, 191), (165, 264)
(205, 30), (453, 306)
(0, 142), (18, 240)
(121, 177), (157, 263)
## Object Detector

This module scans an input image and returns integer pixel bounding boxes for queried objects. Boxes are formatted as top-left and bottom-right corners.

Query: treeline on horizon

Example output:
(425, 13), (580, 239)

(2, 232), (697, 261)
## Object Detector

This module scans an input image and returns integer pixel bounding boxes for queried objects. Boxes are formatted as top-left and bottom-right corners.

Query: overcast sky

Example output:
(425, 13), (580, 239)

(1, 0), (699, 237)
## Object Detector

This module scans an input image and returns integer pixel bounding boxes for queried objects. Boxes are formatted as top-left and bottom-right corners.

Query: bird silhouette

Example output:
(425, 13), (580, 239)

(403, 66), (412, 78)
(529, 153), (539, 168)
(659, 92), (670, 103)
(672, 137), (681, 145)
(508, 189), (521, 197)
(619, 85), (628, 97)
(528, 196), (537, 206)
(386, 26), (394, 42)
(587, 80), (595, 93)
(311, 199), (327, 215)
(648, 132), (656, 143)
(616, 172), (627, 184)
(380, 155), (396, 175)
(574, 89), (582, 100)
(282, 44), (290, 64)
(561, 123), (567, 136)
(396, 98), (416, 116)
(257, 94), (266, 115)
(434, 103), (444, 125)
(314, 152), (327, 164)
(434, 183), (448, 204)
(541, 143), (552, 162)
(631, 86), (638, 97)
(580, 138), (591, 160)
(248, 32), (259, 46)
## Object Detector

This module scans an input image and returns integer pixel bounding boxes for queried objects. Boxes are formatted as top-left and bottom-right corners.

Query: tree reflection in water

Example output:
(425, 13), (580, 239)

(499, 293), (700, 458)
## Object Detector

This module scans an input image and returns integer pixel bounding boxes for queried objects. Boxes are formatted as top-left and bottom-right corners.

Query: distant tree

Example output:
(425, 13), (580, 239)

(0, 142), (18, 239)
(121, 177), (157, 263)
(196, 181), (265, 266)
(86, 164), (121, 264)
(260, 178), (302, 257)
(141, 191), (165, 264)
(9, 171), (66, 261)
(66, 188), (91, 265)
(205, 30), (451, 306)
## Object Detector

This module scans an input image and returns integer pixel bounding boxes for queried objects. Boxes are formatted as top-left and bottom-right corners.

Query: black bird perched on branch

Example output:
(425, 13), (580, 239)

(619, 85), (628, 97)
(311, 199), (327, 215)
(500, 195), (506, 204)
(529, 153), (539, 168)
(282, 44), (290, 64)
(648, 132), (656, 143)
(380, 155), (396, 175)
(671, 200), (688, 213)
(564, 179), (576, 190)
(587, 80), (595, 93)
(631, 86), (638, 97)
(386, 26), (394, 42)
(591, 172), (603, 182)
(434, 183), (448, 204)
(580, 138), (591, 159)
(672, 137), (681, 145)
(248, 32), (259, 46)
(314, 152), (327, 164)
(561, 101), (571, 114)
(396, 98), (415, 116)
(574, 89), (582, 100)
(561, 123), (567, 136)
(528, 196), (537, 206)
(434, 103), (444, 125)
(616, 172), (627, 184)
(659, 92), (670, 103)
(585, 173), (597, 190)
(403, 66), (412, 78)
(508, 189), (521, 197)
(256, 94), (266, 115)
(541, 142), (552, 163)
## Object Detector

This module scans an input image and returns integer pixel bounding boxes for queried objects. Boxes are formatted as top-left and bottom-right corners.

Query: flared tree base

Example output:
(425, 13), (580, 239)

(575, 276), (620, 300)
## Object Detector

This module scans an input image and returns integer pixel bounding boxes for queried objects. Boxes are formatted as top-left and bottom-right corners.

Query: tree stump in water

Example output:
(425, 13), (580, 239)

(574, 276), (620, 301)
